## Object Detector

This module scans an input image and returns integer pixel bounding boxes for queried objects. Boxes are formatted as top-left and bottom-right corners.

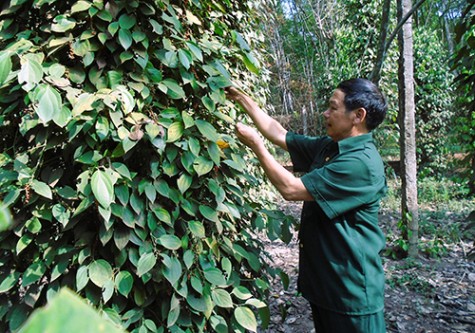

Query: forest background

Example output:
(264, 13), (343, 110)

(0, 0), (474, 332)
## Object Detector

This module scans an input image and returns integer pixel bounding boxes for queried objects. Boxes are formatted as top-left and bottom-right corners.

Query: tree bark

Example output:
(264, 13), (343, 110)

(371, 0), (427, 84)
(370, 0), (391, 85)
(397, 0), (419, 258)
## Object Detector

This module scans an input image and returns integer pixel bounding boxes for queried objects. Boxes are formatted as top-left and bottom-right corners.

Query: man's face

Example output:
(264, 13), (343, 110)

(323, 89), (357, 142)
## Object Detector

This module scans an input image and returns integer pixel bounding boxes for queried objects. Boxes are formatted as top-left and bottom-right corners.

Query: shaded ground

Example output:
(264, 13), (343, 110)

(258, 202), (475, 333)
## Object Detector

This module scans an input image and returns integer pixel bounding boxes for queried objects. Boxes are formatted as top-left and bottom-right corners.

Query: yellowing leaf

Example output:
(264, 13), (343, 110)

(216, 139), (230, 149)
(167, 122), (184, 143)
(234, 306), (257, 332)
(186, 10), (201, 26)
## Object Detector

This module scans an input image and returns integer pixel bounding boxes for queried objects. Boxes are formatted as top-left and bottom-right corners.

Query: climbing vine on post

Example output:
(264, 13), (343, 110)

(0, 1), (293, 332)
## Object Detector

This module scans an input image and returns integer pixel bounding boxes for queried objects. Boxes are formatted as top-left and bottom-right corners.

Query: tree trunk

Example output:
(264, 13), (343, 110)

(267, 8), (293, 115)
(442, 0), (455, 55)
(370, 0), (391, 85)
(397, 0), (419, 258)
(371, 0), (427, 84)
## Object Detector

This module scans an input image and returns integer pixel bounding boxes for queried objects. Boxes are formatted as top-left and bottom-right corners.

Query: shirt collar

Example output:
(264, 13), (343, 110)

(337, 133), (374, 154)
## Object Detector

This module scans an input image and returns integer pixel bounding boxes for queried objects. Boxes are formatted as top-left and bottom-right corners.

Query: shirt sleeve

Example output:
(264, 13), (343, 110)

(286, 132), (326, 173)
(301, 154), (386, 220)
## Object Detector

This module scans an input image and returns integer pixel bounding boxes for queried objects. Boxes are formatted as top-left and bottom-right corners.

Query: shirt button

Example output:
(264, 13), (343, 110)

(299, 243), (304, 248)
(325, 157), (330, 162)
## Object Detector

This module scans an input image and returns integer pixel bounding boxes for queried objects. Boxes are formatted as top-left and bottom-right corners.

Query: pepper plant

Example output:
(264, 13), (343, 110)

(0, 0), (293, 332)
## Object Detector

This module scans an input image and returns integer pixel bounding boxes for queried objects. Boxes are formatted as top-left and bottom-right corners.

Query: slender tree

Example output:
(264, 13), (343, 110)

(397, 0), (419, 257)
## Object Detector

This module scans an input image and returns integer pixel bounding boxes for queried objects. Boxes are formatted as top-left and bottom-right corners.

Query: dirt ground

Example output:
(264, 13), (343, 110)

(257, 203), (475, 333)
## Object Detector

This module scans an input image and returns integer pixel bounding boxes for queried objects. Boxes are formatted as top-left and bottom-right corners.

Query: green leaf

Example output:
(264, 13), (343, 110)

(76, 266), (89, 291)
(31, 180), (53, 199)
(146, 67), (162, 83)
(108, 22), (119, 36)
(53, 106), (71, 128)
(167, 122), (184, 142)
(186, 42), (203, 62)
(0, 51), (12, 85)
(182, 111), (194, 129)
(183, 250), (194, 269)
(91, 169), (114, 208)
(188, 220), (205, 238)
(97, 9), (113, 22)
(161, 79), (185, 99)
(102, 280), (114, 303)
(191, 275), (203, 294)
(137, 252), (156, 277)
(51, 259), (69, 282)
(115, 271), (133, 297)
(16, 234), (33, 254)
(18, 288), (126, 333)
(118, 29), (133, 50)
(48, 63), (65, 78)
(161, 254), (182, 287)
(232, 286), (253, 300)
(177, 173), (192, 194)
(203, 268), (226, 286)
(22, 222), (39, 243)
(232, 30), (251, 51)
(9, 304), (29, 332)
(0, 271), (20, 293)
(207, 142), (221, 165)
(18, 58), (43, 91)
(22, 262), (47, 287)
(187, 295), (207, 312)
(210, 315), (228, 333)
(71, 1), (91, 13)
(153, 207), (172, 226)
(234, 306), (257, 332)
(114, 228), (130, 250)
(207, 76), (232, 91)
(35, 84), (62, 123)
(52, 204), (71, 227)
(202, 95), (215, 112)
(167, 294), (180, 327)
(211, 288), (233, 308)
(120, 51), (133, 63)
(118, 14), (136, 29)
(178, 49), (192, 70)
(88, 260), (113, 288)
(195, 120), (219, 142)
(245, 298), (267, 309)
(144, 183), (156, 203)
(242, 52), (260, 74)
(158, 234), (182, 250)
(149, 19), (163, 34)
(0, 205), (12, 232)
(199, 205), (219, 223)
(51, 16), (76, 32)
(193, 156), (214, 176)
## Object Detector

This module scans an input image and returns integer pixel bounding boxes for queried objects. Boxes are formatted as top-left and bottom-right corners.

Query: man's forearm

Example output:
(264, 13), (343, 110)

(251, 143), (313, 202)
(234, 94), (288, 150)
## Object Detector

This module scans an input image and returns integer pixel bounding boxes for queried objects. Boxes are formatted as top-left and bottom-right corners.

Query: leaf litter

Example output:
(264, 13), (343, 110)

(258, 202), (475, 333)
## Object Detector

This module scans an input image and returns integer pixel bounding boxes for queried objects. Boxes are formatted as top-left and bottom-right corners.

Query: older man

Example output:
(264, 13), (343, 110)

(226, 78), (388, 333)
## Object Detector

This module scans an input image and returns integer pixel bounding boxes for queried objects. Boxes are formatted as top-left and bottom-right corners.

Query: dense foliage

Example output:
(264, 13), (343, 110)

(452, 0), (475, 194)
(413, 29), (455, 178)
(0, 1), (293, 332)
(263, 0), (472, 182)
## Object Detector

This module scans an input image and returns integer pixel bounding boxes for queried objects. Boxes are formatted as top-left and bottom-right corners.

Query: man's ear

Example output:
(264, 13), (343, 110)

(354, 108), (367, 125)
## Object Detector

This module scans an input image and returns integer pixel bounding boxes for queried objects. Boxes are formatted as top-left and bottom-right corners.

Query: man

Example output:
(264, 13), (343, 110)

(226, 78), (388, 333)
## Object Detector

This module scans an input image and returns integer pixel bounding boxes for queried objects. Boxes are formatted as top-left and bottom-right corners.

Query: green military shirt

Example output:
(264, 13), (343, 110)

(286, 132), (387, 315)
